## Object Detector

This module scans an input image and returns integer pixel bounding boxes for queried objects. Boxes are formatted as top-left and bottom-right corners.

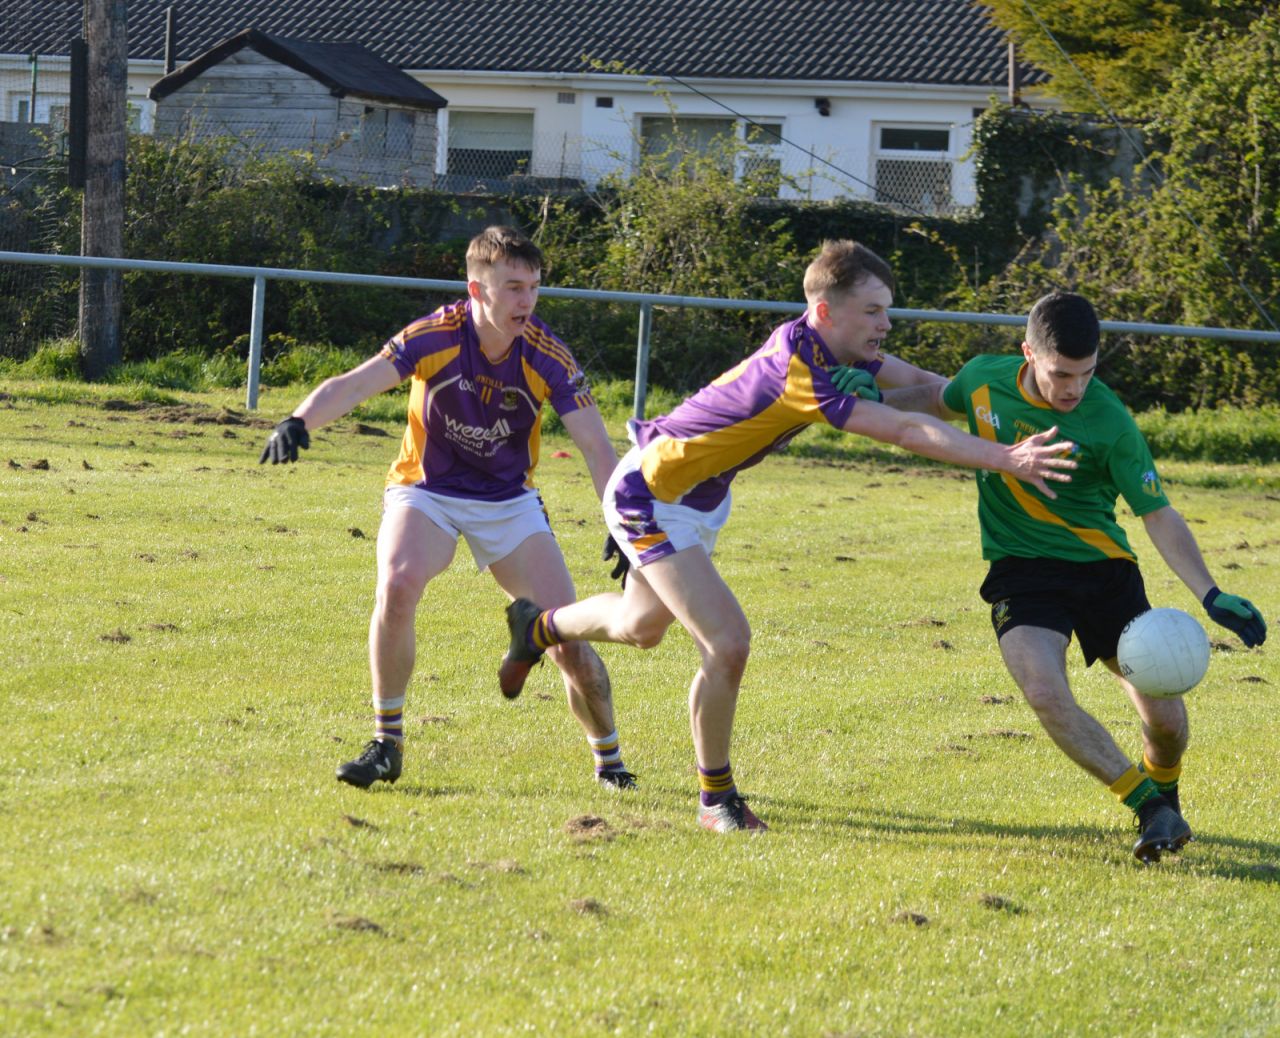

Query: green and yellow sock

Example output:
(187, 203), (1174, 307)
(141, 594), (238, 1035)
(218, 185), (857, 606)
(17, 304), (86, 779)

(1109, 764), (1160, 814)
(1139, 752), (1181, 812)
(1139, 752), (1181, 795)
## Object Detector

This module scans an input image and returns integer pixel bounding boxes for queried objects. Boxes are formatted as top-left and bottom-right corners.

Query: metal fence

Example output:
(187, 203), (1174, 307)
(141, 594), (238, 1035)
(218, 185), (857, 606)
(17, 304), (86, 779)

(5, 249), (1279, 420)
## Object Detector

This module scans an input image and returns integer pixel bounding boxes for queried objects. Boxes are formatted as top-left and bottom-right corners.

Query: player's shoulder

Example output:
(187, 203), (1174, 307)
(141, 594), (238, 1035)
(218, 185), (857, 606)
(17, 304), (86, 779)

(1081, 376), (1137, 423)
(400, 299), (469, 347)
(520, 316), (579, 373)
(961, 353), (1019, 378)
(948, 352), (1015, 395)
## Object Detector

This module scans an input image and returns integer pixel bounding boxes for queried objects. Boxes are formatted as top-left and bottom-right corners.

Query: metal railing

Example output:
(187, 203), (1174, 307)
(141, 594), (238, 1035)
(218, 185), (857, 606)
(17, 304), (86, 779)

(3, 249), (1280, 419)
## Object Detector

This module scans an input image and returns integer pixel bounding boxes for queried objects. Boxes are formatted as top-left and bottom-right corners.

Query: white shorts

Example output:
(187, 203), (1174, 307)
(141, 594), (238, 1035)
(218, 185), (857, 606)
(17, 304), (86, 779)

(602, 445), (731, 569)
(382, 484), (552, 572)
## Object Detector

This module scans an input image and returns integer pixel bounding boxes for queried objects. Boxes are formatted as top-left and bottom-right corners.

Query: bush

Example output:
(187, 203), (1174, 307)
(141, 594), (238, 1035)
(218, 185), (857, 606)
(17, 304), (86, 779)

(1136, 406), (1280, 463)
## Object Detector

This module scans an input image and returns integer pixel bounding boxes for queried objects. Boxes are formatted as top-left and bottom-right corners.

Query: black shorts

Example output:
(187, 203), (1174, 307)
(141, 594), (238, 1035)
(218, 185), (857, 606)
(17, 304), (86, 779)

(979, 556), (1151, 666)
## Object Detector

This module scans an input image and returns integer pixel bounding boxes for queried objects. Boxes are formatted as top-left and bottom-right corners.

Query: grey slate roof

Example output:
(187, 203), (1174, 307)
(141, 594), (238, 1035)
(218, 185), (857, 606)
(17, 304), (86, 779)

(148, 29), (448, 109)
(8, 0), (1044, 87)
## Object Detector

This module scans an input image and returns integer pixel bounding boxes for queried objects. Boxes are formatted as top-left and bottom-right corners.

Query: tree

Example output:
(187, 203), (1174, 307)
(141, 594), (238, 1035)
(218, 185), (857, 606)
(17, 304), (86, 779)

(984, 12), (1280, 410)
(980, 0), (1265, 116)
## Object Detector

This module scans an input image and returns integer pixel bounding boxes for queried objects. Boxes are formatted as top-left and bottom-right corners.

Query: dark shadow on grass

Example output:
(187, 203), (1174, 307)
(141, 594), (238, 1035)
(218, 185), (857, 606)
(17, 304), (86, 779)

(746, 798), (1280, 877)
(384, 783), (475, 798)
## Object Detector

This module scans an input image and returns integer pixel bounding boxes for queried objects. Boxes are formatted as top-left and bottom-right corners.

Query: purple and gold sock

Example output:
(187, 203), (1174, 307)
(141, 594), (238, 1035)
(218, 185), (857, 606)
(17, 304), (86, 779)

(373, 694), (404, 747)
(529, 608), (562, 652)
(698, 761), (735, 807)
(588, 729), (625, 775)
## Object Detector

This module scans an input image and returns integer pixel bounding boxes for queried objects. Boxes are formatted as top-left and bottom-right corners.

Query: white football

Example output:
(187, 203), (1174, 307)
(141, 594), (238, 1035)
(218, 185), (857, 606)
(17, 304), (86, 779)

(1117, 607), (1211, 698)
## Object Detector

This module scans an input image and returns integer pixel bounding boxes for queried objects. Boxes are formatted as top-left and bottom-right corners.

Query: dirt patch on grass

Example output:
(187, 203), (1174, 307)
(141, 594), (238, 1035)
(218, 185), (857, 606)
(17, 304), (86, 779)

(564, 814), (614, 842)
(469, 858), (524, 874)
(101, 399), (264, 428)
(978, 893), (1022, 913)
(328, 912), (383, 934)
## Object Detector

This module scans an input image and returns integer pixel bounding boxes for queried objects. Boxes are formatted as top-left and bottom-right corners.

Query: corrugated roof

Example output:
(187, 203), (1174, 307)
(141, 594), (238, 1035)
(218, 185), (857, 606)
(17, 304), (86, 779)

(8, 0), (1045, 87)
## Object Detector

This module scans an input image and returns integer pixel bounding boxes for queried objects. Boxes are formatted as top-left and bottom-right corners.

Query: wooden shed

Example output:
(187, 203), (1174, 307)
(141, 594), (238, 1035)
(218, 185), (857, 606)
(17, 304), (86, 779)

(148, 28), (447, 187)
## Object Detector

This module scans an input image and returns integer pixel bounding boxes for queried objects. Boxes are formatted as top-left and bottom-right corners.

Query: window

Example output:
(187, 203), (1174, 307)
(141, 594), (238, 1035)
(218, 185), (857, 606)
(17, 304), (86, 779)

(873, 123), (953, 213)
(639, 115), (735, 174)
(638, 116), (784, 194)
(11, 93), (72, 126)
(447, 111), (534, 179)
(742, 121), (783, 196)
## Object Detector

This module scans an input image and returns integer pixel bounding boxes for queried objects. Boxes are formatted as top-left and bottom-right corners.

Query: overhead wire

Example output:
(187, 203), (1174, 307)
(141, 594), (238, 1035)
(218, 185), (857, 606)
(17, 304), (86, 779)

(656, 68), (938, 221)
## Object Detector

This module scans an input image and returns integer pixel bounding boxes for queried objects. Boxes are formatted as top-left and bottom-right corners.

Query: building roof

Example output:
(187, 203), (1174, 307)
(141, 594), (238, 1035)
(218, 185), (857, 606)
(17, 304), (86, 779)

(10, 0), (1045, 88)
(148, 29), (447, 109)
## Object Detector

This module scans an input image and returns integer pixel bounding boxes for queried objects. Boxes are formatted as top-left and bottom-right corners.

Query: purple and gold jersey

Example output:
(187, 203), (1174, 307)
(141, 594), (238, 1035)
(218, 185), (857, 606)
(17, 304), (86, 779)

(631, 316), (876, 510)
(379, 299), (594, 501)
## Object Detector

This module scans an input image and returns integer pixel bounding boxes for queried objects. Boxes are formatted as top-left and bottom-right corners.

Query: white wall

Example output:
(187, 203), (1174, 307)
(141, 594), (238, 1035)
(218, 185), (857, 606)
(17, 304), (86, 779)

(418, 70), (995, 209)
(0, 54), (160, 132)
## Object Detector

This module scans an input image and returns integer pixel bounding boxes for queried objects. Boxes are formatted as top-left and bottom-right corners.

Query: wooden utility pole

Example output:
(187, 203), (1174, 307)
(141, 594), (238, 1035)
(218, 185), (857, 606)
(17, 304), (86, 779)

(78, 0), (128, 379)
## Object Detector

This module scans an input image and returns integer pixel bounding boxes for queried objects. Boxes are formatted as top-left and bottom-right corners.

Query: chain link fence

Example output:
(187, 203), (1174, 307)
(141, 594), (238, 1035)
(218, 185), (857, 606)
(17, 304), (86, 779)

(1, 57), (76, 358)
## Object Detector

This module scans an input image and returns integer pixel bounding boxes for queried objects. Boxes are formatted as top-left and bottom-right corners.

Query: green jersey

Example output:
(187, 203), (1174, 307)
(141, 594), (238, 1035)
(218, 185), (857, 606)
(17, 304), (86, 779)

(941, 354), (1168, 563)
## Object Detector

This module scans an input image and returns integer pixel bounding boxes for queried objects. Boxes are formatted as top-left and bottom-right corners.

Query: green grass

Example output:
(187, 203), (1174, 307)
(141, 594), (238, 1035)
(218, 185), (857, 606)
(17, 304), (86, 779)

(1, 380), (1278, 1037)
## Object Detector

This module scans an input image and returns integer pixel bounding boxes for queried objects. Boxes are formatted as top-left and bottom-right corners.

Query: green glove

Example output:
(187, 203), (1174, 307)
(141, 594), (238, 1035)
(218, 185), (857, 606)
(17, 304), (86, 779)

(830, 365), (883, 402)
(1202, 586), (1267, 647)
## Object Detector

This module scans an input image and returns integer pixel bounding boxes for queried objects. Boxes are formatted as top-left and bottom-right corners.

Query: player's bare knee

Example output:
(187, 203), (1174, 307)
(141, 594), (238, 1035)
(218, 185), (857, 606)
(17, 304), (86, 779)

(704, 631), (751, 682)
(376, 567), (427, 619)
(608, 610), (671, 649)
(1147, 711), (1189, 747)
(1020, 682), (1070, 717)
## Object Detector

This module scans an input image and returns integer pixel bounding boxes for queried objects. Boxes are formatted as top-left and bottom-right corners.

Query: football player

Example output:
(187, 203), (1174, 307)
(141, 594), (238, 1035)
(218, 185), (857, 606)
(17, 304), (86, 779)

(835, 290), (1267, 861)
(260, 226), (635, 792)
(497, 241), (1078, 833)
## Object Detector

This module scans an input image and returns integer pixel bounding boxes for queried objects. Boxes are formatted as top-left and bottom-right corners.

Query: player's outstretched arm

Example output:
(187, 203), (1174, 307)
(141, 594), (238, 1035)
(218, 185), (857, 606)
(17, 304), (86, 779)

(841, 401), (1075, 498)
(560, 405), (630, 587)
(875, 352), (949, 390)
(258, 354), (401, 464)
(560, 405), (622, 501)
(1142, 505), (1268, 647)
(830, 363), (956, 418)
(880, 380), (955, 419)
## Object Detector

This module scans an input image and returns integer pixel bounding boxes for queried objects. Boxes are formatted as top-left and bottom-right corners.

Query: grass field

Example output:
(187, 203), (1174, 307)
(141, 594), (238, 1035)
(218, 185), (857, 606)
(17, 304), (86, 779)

(2, 380), (1278, 1037)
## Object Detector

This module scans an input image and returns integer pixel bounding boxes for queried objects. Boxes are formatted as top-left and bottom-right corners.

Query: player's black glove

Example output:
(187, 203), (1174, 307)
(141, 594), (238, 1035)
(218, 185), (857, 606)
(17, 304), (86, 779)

(259, 416), (310, 464)
(829, 365), (883, 402)
(603, 534), (630, 588)
(1202, 585), (1267, 647)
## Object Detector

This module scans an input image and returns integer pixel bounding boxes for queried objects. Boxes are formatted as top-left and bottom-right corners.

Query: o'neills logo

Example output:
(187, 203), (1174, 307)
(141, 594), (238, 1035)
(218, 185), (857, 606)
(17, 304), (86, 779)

(444, 414), (512, 442)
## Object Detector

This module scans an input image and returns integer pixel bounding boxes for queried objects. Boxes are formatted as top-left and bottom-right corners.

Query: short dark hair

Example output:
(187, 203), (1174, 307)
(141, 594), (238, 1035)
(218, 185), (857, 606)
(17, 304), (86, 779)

(466, 225), (544, 278)
(803, 240), (896, 301)
(1026, 291), (1100, 359)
